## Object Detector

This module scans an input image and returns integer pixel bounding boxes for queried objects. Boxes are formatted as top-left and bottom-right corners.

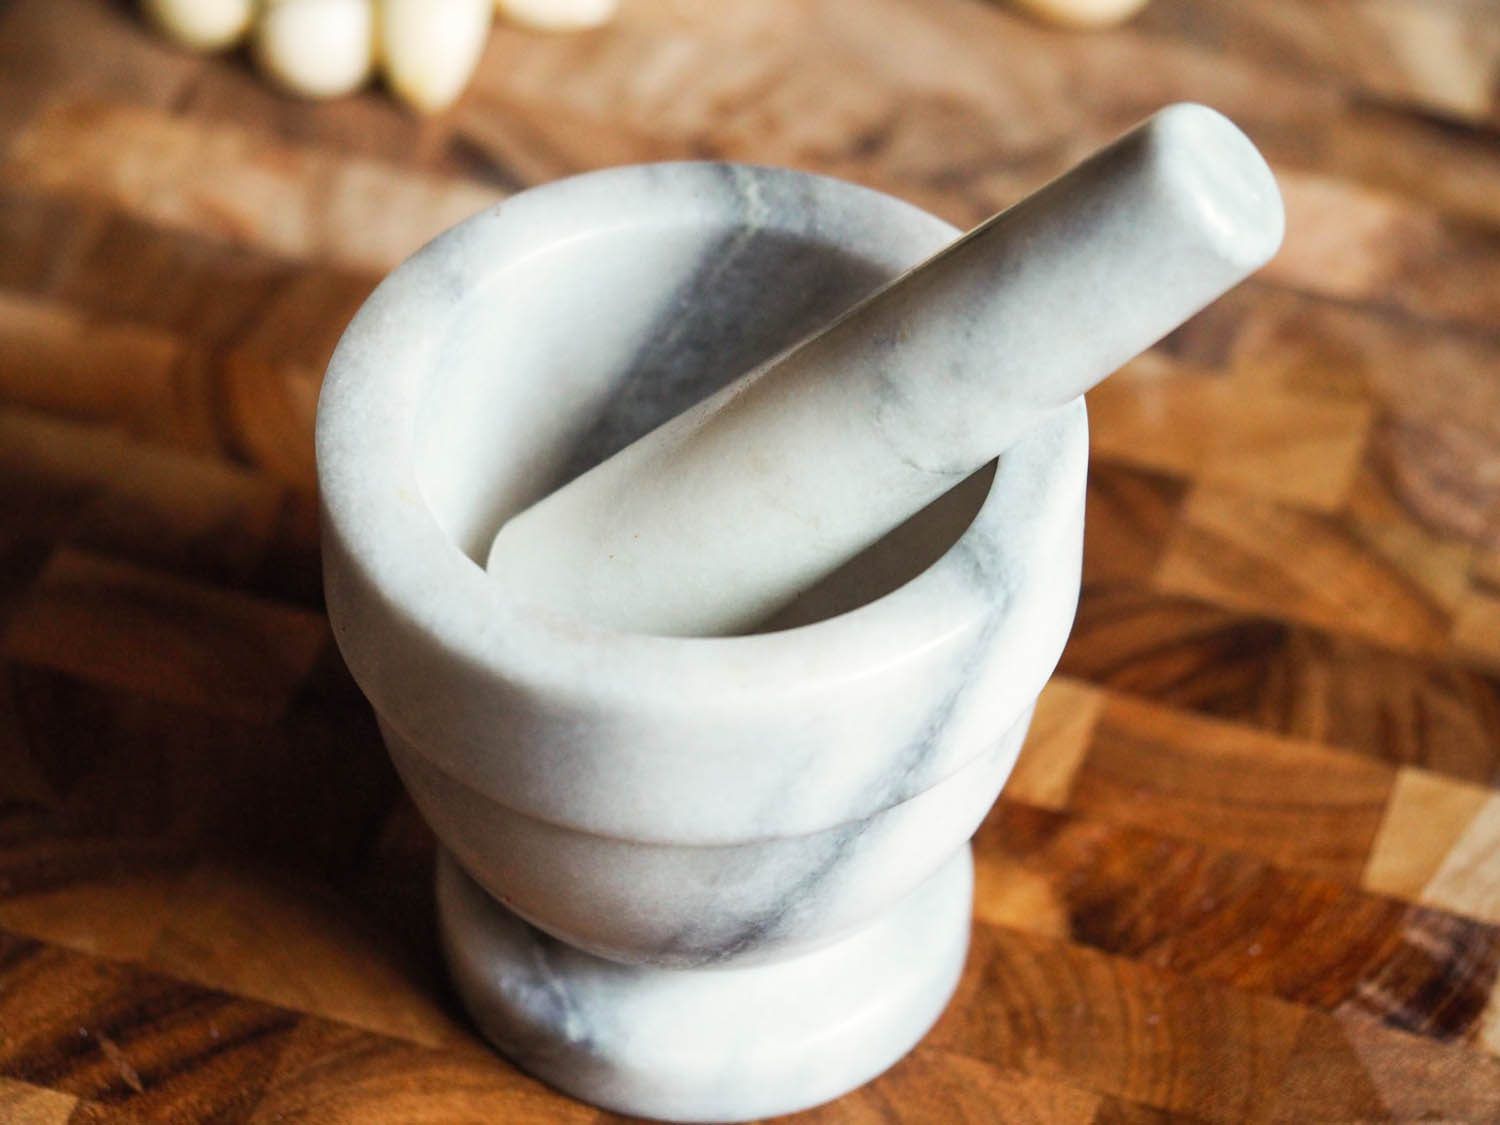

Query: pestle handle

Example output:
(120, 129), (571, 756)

(488, 104), (1284, 636)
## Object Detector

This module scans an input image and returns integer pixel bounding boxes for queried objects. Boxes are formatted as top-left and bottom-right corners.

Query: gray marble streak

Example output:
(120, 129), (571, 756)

(317, 161), (1088, 1119)
(553, 170), (891, 487)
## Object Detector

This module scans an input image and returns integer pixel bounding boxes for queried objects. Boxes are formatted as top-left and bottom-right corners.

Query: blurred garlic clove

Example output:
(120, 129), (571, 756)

(379, 0), (492, 114)
(1009, 0), (1148, 29)
(141, 0), (254, 51)
(495, 0), (619, 33)
(253, 0), (376, 99)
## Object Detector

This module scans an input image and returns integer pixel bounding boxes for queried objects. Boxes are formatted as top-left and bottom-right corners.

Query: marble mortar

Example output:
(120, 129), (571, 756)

(316, 163), (1087, 1121)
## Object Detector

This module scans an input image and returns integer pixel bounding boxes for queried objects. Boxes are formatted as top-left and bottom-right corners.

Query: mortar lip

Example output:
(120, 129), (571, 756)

(316, 161), (1086, 709)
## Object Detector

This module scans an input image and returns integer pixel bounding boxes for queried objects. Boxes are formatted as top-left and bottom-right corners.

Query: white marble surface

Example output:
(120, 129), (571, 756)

(486, 103), (1283, 637)
(316, 161), (1087, 1120)
(439, 846), (973, 1123)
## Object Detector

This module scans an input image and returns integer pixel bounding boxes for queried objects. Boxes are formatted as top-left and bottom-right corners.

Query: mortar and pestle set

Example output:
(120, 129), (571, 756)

(316, 103), (1283, 1122)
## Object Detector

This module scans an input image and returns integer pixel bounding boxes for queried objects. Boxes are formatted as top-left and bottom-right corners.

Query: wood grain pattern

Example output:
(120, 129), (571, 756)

(976, 800), (1500, 1045)
(0, 1078), (78, 1125)
(1071, 695), (1395, 883)
(1364, 769), (1495, 907)
(1087, 357), (1373, 513)
(3, 550), (327, 722)
(1155, 485), (1463, 655)
(1061, 584), (1500, 784)
(1139, 0), (1500, 127)
(929, 923), (1307, 1121)
(5, 102), (501, 275)
(1, 0), (1498, 1119)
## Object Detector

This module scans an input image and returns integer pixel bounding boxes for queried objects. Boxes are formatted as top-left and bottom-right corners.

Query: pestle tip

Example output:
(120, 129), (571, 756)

(1147, 102), (1285, 273)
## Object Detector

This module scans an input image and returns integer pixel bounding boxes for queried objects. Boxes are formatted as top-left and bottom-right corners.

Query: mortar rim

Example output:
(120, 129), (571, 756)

(316, 161), (1085, 711)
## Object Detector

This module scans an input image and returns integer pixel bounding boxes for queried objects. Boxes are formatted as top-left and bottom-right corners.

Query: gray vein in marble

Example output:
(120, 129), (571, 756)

(553, 226), (890, 487)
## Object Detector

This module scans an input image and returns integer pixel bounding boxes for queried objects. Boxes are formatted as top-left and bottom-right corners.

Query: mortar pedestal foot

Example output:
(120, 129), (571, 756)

(437, 846), (973, 1123)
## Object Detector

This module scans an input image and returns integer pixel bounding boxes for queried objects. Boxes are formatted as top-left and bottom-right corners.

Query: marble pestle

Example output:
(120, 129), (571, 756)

(487, 103), (1284, 636)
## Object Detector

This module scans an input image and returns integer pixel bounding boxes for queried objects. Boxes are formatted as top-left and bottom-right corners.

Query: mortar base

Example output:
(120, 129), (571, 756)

(437, 846), (973, 1123)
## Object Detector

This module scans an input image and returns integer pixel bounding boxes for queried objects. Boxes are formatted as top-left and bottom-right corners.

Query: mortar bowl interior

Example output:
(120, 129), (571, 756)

(411, 176), (992, 633)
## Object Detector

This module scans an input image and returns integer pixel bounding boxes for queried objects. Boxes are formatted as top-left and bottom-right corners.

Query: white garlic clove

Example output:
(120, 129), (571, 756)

(494, 0), (619, 33)
(1009, 0), (1149, 29)
(141, 0), (254, 51)
(379, 0), (493, 114)
(253, 0), (377, 100)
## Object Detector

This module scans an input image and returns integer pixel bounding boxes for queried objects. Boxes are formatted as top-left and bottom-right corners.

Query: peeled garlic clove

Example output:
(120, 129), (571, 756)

(141, 0), (254, 51)
(495, 0), (619, 33)
(254, 0), (376, 99)
(379, 0), (492, 114)
(1010, 0), (1148, 29)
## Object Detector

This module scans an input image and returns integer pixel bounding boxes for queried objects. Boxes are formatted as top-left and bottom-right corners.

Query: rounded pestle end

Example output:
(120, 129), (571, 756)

(1148, 103), (1285, 275)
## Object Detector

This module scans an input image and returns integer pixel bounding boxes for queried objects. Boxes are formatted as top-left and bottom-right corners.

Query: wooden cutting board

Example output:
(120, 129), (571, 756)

(2, 0), (1499, 1120)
